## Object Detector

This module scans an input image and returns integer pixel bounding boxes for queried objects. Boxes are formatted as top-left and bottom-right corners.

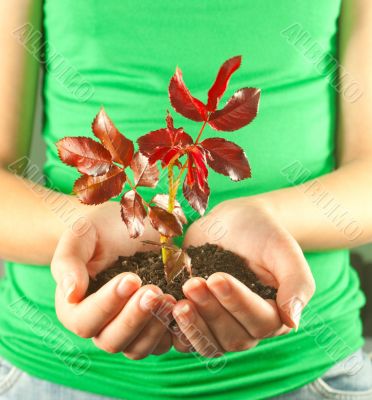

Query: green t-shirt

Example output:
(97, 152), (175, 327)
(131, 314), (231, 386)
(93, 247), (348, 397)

(0, 1), (365, 399)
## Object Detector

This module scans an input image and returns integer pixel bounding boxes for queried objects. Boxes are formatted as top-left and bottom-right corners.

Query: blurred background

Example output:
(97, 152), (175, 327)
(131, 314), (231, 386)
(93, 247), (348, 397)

(0, 88), (371, 351)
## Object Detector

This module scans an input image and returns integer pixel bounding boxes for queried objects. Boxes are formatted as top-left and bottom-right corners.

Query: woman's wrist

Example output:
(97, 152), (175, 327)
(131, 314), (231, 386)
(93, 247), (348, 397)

(213, 193), (300, 243)
(39, 195), (91, 264)
(240, 192), (306, 248)
(215, 194), (279, 222)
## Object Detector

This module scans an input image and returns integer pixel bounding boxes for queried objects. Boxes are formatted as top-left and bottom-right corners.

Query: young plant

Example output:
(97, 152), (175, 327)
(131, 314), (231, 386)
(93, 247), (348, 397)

(56, 56), (260, 282)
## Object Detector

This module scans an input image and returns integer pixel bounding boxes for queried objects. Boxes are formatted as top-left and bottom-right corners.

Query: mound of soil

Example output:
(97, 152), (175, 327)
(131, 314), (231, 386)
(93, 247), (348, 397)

(87, 243), (277, 300)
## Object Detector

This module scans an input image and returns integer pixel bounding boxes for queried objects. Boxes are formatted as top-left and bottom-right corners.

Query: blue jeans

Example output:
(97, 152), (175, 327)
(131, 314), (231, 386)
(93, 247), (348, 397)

(271, 349), (372, 399)
(1, 349), (371, 399)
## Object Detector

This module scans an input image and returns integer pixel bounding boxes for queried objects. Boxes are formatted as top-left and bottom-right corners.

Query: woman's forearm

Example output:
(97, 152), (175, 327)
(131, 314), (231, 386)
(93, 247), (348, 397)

(250, 0), (372, 252)
(250, 159), (372, 250)
(0, 167), (86, 265)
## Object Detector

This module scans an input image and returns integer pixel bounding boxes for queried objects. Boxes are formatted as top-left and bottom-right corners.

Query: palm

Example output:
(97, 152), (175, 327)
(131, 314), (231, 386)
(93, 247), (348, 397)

(183, 201), (299, 288)
(72, 202), (159, 279)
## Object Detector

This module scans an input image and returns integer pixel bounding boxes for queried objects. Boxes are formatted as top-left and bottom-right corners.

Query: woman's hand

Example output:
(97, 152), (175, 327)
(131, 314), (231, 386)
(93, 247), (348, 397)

(172, 199), (316, 357)
(51, 201), (175, 359)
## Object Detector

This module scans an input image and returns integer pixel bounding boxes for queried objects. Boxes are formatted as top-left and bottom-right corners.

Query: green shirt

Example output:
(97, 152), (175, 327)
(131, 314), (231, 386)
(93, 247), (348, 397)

(0, 1), (365, 399)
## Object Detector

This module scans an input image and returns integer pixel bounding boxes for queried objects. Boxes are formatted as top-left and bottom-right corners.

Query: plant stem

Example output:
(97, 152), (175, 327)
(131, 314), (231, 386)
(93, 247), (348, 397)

(160, 116), (209, 265)
(167, 116), (209, 190)
(167, 165), (175, 212)
(161, 163), (176, 263)
(194, 118), (208, 144)
(173, 162), (188, 190)
(160, 237), (168, 262)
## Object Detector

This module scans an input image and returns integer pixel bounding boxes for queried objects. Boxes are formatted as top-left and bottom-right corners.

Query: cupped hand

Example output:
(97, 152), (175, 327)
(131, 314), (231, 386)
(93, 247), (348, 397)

(51, 201), (175, 359)
(172, 199), (316, 357)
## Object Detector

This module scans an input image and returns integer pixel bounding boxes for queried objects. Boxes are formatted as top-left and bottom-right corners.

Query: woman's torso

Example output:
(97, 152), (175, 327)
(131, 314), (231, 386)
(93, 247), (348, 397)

(0, 1), (366, 399)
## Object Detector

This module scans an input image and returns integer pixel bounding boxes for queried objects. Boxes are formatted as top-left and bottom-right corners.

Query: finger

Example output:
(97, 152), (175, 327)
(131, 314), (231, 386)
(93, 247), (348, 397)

(183, 278), (256, 352)
(56, 272), (141, 338)
(207, 273), (282, 339)
(270, 324), (292, 337)
(173, 300), (223, 358)
(123, 295), (176, 359)
(172, 325), (194, 353)
(93, 285), (165, 353)
(51, 226), (97, 303)
(152, 332), (173, 355)
(265, 232), (316, 329)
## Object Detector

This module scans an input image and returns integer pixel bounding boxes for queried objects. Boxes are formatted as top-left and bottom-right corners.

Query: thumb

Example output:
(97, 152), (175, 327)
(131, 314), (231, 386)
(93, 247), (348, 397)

(183, 213), (222, 248)
(271, 237), (316, 330)
(51, 225), (97, 303)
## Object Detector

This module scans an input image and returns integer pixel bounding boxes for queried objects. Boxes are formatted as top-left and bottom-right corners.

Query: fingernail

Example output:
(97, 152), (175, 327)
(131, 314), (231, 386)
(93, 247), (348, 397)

(140, 289), (160, 311)
(117, 274), (141, 298)
(174, 303), (191, 325)
(62, 274), (76, 301)
(209, 275), (231, 298)
(183, 279), (209, 305)
(290, 298), (304, 332)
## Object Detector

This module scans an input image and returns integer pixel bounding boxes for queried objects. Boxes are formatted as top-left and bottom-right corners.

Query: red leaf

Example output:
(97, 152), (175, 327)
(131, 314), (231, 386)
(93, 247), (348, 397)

(186, 156), (195, 186)
(165, 113), (194, 148)
(148, 206), (183, 238)
(139, 241), (192, 282)
(151, 194), (187, 224)
(120, 190), (147, 238)
(138, 129), (172, 156)
(73, 166), (126, 205)
(201, 137), (251, 181)
(130, 151), (159, 188)
(165, 109), (175, 130)
(56, 137), (112, 176)
(165, 248), (192, 283)
(207, 56), (242, 112)
(92, 108), (134, 166)
(147, 146), (172, 165)
(208, 88), (261, 131)
(138, 129), (193, 158)
(187, 146), (208, 188)
(161, 147), (183, 166)
(169, 67), (208, 122)
(183, 173), (210, 215)
(137, 113), (193, 165)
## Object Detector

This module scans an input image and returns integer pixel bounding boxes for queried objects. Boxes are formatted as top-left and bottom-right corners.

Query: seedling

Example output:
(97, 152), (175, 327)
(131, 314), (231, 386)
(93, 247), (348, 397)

(57, 56), (260, 282)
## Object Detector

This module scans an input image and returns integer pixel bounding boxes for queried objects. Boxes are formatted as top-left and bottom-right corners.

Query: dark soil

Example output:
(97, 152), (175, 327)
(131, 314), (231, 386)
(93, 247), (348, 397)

(87, 243), (277, 301)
